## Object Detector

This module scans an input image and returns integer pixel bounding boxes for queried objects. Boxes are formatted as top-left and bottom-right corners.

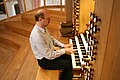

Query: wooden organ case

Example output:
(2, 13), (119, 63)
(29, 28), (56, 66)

(69, 0), (120, 80)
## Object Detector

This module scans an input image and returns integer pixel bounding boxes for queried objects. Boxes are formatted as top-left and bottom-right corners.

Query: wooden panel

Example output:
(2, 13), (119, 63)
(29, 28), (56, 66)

(79, 0), (95, 33)
(65, 0), (73, 22)
(94, 0), (114, 80)
(100, 0), (120, 80)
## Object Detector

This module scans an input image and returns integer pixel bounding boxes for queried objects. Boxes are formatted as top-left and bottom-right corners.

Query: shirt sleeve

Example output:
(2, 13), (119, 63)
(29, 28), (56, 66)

(51, 36), (65, 48)
(30, 33), (65, 60)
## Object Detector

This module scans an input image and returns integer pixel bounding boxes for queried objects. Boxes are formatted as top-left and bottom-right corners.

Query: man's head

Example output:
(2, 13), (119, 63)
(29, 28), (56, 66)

(35, 9), (50, 28)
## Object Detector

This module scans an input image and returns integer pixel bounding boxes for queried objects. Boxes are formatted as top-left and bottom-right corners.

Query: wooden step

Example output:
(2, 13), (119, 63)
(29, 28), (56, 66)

(48, 10), (66, 22)
(0, 29), (28, 46)
(50, 14), (66, 22)
(21, 9), (66, 25)
(21, 13), (36, 25)
(4, 21), (33, 37)
(0, 21), (6, 30)
(47, 10), (66, 22)
(0, 41), (18, 53)
(48, 10), (65, 16)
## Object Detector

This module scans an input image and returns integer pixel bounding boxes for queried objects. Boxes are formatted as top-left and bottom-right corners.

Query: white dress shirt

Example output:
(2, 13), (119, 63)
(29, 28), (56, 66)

(29, 25), (65, 60)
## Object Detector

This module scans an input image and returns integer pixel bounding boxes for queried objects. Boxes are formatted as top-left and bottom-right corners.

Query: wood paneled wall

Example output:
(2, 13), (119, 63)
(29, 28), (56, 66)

(79, 0), (95, 33)
(94, 0), (120, 80)
(65, 0), (73, 22)
(94, 0), (114, 79)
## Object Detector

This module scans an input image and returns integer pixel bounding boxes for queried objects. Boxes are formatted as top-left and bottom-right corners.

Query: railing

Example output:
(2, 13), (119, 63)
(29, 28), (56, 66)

(0, 0), (65, 20)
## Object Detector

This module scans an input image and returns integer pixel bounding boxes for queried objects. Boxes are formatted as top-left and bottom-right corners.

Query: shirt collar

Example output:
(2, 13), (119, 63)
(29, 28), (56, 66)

(35, 25), (45, 33)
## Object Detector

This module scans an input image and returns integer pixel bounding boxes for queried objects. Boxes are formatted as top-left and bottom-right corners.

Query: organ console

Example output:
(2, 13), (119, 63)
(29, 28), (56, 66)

(69, 4), (101, 79)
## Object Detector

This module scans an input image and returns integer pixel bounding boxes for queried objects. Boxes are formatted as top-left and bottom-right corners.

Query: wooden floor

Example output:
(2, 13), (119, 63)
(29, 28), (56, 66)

(0, 7), (70, 80)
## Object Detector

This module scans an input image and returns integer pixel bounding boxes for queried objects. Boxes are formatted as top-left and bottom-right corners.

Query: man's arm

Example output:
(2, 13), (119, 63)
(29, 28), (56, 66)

(51, 36), (65, 48)
(30, 34), (66, 60)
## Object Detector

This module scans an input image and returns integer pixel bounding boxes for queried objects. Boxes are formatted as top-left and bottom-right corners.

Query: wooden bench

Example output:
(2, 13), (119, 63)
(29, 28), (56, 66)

(36, 67), (60, 80)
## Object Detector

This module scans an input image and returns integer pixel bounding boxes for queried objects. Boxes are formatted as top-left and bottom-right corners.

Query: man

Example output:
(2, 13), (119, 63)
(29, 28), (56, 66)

(29, 9), (74, 80)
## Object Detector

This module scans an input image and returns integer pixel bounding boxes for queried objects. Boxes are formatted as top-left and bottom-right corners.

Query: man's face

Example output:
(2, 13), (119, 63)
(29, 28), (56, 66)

(42, 13), (50, 27)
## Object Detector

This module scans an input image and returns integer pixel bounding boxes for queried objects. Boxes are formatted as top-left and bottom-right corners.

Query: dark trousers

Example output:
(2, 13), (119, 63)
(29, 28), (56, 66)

(37, 54), (73, 80)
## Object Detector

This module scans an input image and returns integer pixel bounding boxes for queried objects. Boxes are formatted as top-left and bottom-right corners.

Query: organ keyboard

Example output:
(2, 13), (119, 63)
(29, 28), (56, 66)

(69, 34), (92, 70)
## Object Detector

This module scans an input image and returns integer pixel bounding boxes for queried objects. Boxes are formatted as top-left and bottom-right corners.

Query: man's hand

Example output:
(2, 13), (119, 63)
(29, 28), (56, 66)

(65, 48), (75, 55)
(54, 47), (61, 50)
(64, 44), (73, 48)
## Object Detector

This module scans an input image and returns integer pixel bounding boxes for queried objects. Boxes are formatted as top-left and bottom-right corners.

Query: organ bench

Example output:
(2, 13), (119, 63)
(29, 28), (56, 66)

(35, 67), (60, 80)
